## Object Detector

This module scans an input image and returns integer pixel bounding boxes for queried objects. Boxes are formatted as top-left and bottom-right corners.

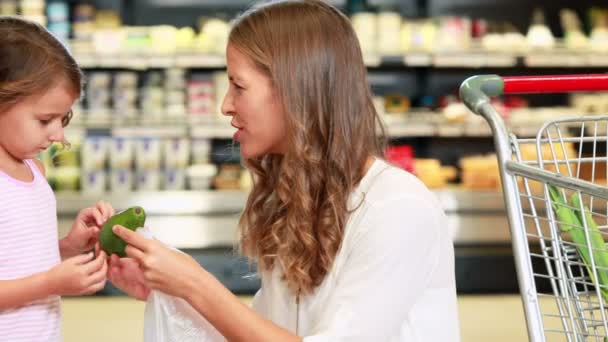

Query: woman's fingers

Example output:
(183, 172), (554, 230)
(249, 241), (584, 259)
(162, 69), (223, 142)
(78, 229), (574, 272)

(113, 225), (149, 251)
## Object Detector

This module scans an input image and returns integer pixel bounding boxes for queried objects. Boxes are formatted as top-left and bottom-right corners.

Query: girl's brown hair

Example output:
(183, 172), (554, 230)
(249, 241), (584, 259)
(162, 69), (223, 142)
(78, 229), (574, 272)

(231, 0), (386, 295)
(0, 16), (83, 126)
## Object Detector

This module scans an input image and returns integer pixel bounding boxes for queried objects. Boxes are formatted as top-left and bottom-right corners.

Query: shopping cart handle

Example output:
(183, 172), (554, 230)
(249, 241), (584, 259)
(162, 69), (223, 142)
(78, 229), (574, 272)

(502, 74), (608, 94)
(460, 73), (608, 115)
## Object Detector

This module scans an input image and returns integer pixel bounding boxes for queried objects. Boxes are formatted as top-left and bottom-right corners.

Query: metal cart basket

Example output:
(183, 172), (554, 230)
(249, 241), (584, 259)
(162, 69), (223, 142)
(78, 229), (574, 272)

(460, 74), (608, 341)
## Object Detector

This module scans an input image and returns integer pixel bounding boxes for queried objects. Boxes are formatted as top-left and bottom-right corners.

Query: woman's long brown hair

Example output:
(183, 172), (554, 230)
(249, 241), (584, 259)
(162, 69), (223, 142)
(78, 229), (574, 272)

(230, 0), (386, 295)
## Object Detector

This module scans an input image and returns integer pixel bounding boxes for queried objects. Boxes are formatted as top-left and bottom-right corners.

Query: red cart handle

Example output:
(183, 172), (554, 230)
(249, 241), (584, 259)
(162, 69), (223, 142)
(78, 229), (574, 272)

(503, 74), (608, 94)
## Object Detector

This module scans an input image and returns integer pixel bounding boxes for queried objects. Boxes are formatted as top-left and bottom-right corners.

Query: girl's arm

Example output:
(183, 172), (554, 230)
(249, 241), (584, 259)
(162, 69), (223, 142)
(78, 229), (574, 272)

(0, 252), (107, 311)
(0, 272), (52, 310)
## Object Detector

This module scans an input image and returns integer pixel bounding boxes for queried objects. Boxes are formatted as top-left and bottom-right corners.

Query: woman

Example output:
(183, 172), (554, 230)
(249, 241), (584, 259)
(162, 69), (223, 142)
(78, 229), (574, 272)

(109, 0), (461, 340)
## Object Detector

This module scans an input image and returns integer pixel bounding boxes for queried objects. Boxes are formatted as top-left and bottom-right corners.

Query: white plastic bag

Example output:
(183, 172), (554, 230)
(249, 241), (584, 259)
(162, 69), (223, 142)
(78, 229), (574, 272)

(143, 290), (225, 342)
(137, 228), (225, 342)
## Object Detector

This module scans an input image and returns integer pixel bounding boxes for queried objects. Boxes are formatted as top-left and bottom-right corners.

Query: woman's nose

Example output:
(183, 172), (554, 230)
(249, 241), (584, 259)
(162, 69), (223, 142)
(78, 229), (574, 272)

(221, 90), (235, 117)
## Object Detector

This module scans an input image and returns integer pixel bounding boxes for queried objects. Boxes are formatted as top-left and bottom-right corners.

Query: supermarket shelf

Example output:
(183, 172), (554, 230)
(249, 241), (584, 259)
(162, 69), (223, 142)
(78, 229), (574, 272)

(68, 115), (558, 138)
(56, 190), (247, 215)
(55, 188), (505, 215)
(73, 51), (608, 69)
(55, 188), (516, 246)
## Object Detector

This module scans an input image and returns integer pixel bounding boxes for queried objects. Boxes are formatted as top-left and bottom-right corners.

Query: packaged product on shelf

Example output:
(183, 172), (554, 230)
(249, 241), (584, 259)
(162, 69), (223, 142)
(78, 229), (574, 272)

(402, 19), (437, 52)
(81, 136), (109, 170)
(110, 169), (133, 193)
(81, 170), (107, 195)
(176, 26), (196, 52)
(198, 17), (230, 55)
(135, 138), (162, 170)
(560, 9), (588, 50)
(413, 158), (456, 189)
(351, 11), (377, 55)
(92, 29), (125, 55)
(459, 155), (501, 190)
(191, 138), (212, 164)
(385, 145), (414, 172)
(213, 164), (242, 190)
(51, 166), (81, 192)
(526, 8), (555, 50)
(163, 169), (186, 190)
(163, 138), (190, 169)
(0, 1), (17, 15)
(436, 16), (471, 52)
(383, 94), (410, 116)
(136, 170), (161, 191)
(188, 75), (215, 118)
(589, 9), (608, 53)
(186, 163), (217, 190)
(109, 137), (134, 170)
(377, 10), (402, 55)
(149, 25), (178, 55)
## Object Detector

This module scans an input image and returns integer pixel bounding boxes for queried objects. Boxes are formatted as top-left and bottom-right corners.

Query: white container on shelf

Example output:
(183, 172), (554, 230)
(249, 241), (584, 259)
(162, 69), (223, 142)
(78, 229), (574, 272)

(81, 136), (109, 170)
(135, 138), (162, 170)
(191, 138), (212, 164)
(110, 169), (133, 193)
(377, 11), (402, 55)
(81, 170), (107, 195)
(136, 170), (161, 191)
(186, 163), (217, 190)
(163, 138), (191, 169)
(109, 137), (134, 169)
(163, 169), (186, 190)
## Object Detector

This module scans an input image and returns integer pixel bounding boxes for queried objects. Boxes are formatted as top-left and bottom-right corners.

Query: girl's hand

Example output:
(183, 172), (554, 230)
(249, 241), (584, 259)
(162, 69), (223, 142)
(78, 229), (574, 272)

(63, 201), (114, 257)
(112, 225), (203, 299)
(47, 251), (108, 296)
(107, 254), (151, 301)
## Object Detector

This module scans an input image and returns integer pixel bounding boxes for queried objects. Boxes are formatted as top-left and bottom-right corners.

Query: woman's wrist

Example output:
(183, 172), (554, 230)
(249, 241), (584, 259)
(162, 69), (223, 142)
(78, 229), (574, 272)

(183, 267), (213, 303)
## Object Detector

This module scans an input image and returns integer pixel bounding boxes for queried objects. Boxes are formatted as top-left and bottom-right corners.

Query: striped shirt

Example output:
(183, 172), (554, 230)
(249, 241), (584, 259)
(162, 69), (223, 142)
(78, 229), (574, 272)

(0, 159), (61, 341)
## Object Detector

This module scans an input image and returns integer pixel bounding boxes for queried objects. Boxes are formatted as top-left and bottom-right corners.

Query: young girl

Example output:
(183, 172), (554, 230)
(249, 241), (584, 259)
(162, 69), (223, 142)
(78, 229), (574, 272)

(0, 17), (111, 341)
(109, 0), (461, 340)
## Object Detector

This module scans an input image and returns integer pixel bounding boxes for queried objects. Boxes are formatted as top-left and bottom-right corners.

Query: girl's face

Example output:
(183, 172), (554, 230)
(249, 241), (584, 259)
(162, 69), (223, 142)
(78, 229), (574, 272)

(0, 78), (77, 162)
(221, 44), (288, 159)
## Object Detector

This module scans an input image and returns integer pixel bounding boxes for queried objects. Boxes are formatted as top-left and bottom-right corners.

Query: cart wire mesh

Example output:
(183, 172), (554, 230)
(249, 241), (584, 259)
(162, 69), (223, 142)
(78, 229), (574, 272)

(460, 74), (608, 342)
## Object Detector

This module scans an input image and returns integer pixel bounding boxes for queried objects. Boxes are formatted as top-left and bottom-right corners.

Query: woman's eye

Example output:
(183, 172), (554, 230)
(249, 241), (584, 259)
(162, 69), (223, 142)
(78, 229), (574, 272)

(39, 119), (51, 125)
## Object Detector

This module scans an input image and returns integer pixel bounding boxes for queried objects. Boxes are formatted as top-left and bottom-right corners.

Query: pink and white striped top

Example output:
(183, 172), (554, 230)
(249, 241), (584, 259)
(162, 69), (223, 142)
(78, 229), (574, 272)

(0, 159), (61, 341)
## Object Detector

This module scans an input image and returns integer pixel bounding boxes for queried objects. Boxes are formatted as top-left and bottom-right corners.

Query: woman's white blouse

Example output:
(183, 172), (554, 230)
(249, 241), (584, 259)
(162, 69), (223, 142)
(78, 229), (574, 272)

(252, 158), (461, 341)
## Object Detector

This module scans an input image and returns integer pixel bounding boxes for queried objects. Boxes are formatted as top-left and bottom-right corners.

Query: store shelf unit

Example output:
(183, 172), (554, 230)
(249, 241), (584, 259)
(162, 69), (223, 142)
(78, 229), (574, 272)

(72, 50), (608, 69)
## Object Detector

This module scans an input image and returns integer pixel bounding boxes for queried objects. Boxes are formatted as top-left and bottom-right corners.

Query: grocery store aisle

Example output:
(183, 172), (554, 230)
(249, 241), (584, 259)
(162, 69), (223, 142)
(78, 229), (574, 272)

(61, 294), (541, 341)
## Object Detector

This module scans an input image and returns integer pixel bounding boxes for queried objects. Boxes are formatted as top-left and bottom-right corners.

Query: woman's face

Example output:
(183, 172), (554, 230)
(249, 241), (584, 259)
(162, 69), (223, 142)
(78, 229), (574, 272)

(222, 44), (288, 159)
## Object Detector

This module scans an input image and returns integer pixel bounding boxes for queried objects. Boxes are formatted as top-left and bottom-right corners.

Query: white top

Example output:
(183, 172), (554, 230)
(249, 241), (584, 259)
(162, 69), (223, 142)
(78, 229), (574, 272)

(252, 158), (461, 341)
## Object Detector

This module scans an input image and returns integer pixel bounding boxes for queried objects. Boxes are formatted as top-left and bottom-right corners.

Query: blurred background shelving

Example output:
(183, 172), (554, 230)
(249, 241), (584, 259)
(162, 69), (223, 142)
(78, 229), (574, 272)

(4, 0), (608, 296)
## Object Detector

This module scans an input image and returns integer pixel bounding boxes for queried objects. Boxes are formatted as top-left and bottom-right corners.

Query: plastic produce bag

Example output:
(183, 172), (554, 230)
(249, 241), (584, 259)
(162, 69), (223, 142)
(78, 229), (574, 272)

(136, 227), (225, 342)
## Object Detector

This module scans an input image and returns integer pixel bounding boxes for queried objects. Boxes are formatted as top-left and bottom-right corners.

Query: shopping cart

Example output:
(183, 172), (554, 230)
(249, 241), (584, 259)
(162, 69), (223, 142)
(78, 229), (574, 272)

(460, 74), (608, 341)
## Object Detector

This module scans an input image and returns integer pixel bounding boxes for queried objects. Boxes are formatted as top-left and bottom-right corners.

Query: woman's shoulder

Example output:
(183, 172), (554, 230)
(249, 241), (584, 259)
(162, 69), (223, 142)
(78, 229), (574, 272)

(364, 159), (436, 205)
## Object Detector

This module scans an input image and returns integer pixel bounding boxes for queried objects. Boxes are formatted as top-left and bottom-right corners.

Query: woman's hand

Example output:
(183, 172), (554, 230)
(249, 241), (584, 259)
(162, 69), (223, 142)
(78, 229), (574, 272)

(62, 201), (114, 258)
(107, 254), (151, 301)
(47, 251), (107, 296)
(111, 225), (204, 299)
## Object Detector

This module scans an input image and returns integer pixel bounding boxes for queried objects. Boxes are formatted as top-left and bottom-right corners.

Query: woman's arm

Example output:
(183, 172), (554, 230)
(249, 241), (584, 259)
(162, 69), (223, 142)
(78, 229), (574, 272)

(185, 267), (298, 342)
(112, 225), (300, 342)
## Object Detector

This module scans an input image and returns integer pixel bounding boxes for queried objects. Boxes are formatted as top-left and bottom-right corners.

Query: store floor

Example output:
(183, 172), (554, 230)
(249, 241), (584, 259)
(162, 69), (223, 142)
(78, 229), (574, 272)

(60, 294), (542, 341)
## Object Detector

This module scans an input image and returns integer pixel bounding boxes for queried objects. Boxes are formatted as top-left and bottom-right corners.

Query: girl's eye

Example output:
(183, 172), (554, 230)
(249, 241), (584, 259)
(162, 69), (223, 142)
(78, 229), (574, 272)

(39, 119), (51, 125)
